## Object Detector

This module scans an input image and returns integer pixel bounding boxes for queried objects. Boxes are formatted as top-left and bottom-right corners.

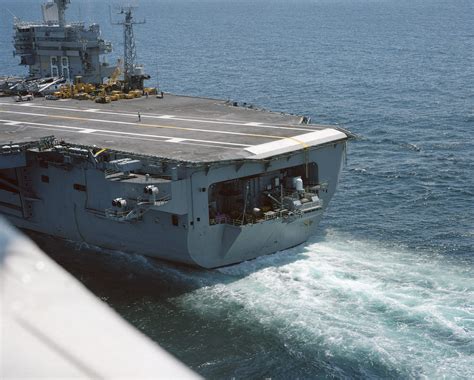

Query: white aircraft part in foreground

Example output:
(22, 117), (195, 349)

(0, 218), (199, 379)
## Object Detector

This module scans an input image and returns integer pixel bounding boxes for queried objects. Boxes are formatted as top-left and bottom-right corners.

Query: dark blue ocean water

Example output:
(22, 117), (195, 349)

(1, 0), (473, 378)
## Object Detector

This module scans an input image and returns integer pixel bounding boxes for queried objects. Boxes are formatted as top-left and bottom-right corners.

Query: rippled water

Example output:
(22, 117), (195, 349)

(1, 0), (473, 378)
(34, 231), (473, 379)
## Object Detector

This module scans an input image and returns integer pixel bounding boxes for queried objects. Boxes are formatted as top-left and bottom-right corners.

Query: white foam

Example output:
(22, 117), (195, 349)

(175, 230), (474, 378)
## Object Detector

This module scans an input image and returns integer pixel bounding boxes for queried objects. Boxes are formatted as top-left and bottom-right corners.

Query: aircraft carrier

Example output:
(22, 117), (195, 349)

(0, 0), (351, 268)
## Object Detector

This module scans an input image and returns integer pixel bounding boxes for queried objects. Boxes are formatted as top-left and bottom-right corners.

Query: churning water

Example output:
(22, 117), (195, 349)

(32, 231), (473, 379)
(1, 0), (472, 378)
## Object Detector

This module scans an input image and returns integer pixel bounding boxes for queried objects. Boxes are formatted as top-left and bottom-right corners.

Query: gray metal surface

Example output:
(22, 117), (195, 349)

(13, 0), (114, 83)
(0, 136), (348, 267)
(0, 95), (340, 162)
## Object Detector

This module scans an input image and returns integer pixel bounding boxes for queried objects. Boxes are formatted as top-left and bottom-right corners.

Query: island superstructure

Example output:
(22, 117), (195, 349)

(13, 0), (114, 83)
(0, 1), (352, 268)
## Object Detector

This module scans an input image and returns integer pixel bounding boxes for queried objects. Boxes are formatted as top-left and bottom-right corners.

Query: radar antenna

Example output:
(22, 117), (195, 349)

(112, 6), (146, 86)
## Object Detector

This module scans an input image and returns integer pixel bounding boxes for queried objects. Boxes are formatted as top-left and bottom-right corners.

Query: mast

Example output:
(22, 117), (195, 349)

(112, 6), (145, 86)
(54, 0), (70, 27)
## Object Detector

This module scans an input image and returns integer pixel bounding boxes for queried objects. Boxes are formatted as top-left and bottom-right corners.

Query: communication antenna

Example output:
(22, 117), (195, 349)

(78, 3), (82, 23)
(6, 8), (17, 19)
(111, 5), (146, 84)
(54, 0), (71, 27)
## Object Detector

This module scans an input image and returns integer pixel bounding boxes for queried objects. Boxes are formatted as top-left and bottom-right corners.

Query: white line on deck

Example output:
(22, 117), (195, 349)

(167, 138), (185, 143)
(0, 102), (319, 132)
(0, 109), (279, 140)
(0, 118), (250, 148)
(4, 124), (242, 151)
(78, 129), (96, 134)
(89, 133), (242, 150)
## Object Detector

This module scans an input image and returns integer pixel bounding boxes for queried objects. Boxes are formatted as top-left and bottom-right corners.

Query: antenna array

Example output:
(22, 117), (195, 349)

(111, 6), (146, 83)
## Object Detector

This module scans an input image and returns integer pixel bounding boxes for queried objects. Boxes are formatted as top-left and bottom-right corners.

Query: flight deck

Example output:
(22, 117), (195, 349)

(0, 94), (346, 163)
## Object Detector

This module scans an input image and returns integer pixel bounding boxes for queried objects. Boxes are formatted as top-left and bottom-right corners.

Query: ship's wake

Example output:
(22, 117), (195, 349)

(35, 229), (473, 378)
(172, 229), (473, 378)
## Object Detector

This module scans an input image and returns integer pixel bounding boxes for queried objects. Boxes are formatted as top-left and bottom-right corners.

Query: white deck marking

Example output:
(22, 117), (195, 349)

(0, 109), (279, 140)
(85, 109), (100, 113)
(0, 119), (250, 148)
(5, 124), (242, 151)
(4, 121), (22, 126)
(88, 133), (242, 150)
(0, 102), (319, 132)
(78, 129), (96, 134)
(245, 129), (347, 159)
(167, 138), (185, 143)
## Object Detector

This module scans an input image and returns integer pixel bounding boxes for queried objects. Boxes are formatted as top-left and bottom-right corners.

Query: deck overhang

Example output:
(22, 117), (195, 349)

(244, 129), (348, 159)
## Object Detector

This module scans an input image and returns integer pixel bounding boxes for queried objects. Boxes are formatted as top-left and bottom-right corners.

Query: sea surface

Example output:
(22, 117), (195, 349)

(1, 0), (473, 378)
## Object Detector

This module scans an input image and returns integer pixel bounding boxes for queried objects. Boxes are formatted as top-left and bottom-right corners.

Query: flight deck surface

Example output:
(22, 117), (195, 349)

(0, 94), (344, 162)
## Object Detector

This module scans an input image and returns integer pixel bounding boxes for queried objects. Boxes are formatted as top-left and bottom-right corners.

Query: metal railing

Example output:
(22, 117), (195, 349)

(209, 198), (324, 227)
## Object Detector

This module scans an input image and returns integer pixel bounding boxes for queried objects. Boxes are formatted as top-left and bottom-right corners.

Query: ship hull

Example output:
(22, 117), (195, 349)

(0, 94), (350, 268)
(0, 139), (345, 268)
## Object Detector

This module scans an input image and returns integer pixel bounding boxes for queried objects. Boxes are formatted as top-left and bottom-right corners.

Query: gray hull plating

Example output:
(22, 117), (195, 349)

(1, 136), (345, 268)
